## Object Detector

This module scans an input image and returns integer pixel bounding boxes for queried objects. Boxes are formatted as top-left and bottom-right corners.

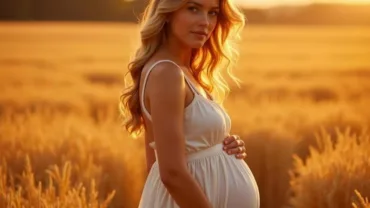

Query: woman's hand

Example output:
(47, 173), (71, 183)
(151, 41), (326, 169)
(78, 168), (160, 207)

(223, 134), (247, 159)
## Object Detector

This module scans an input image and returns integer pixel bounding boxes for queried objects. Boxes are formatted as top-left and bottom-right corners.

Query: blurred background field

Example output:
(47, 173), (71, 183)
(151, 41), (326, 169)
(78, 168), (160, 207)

(1, 1), (370, 207)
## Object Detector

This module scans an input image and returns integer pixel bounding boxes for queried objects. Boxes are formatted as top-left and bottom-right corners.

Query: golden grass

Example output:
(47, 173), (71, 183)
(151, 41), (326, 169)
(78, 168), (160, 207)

(353, 190), (370, 208)
(0, 111), (146, 207)
(0, 156), (115, 207)
(0, 22), (369, 207)
(289, 127), (370, 208)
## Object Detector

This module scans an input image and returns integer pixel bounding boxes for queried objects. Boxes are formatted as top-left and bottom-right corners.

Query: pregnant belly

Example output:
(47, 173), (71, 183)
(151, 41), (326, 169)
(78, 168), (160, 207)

(185, 144), (260, 208)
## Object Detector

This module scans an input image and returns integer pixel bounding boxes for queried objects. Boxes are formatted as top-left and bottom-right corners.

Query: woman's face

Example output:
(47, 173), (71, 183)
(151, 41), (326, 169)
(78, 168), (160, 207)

(168, 0), (220, 49)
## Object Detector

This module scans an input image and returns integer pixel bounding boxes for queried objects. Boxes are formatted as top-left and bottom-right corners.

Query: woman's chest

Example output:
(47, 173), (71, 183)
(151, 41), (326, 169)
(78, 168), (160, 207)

(183, 100), (231, 137)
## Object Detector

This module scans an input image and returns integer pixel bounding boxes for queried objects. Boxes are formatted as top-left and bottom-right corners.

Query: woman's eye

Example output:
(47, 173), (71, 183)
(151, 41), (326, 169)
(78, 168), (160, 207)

(210, 11), (219, 16)
(188, 7), (218, 16)
(188, 7), (198, 12)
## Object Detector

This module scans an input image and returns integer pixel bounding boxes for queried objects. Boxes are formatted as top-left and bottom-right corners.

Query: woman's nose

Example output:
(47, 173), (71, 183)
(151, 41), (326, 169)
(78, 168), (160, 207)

(198, 12), (210, 26)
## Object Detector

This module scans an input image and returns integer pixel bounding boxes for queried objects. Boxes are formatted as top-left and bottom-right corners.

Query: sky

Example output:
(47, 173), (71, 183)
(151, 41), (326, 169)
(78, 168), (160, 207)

(235, 0), (370, 8)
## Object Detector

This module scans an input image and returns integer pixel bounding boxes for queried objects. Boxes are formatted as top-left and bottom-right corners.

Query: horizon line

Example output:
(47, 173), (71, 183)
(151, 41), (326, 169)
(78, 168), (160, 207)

(236, 1), (370, 9)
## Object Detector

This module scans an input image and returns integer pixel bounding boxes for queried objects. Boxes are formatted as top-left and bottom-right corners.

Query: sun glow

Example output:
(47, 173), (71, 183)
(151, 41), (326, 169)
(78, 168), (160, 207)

(235, 0), (370, 8)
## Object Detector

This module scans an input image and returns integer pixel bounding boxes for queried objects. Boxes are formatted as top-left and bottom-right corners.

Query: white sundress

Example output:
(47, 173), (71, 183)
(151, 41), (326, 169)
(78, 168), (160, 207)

(138, 60), (260, 208)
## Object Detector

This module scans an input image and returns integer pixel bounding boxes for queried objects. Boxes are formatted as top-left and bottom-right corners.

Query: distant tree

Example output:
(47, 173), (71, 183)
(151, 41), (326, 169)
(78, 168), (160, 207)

(1, 0), (370, 25)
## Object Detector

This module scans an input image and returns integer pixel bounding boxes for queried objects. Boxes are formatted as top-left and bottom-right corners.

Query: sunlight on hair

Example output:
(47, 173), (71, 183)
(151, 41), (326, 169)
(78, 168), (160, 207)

(119, 0), (246, 138)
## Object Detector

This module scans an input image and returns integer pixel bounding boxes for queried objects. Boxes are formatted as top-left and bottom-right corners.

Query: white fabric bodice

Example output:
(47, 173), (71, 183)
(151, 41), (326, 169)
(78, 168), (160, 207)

(140, 60), (231, 154)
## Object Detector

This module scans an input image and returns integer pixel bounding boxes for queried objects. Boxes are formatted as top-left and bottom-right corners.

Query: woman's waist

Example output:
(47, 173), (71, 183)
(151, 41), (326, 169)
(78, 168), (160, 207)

(154, 142), (225, 162)
(186, 143), (224, 161)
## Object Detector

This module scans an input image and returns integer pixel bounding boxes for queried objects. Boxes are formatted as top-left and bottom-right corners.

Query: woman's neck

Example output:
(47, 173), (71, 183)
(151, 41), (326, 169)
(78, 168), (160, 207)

(160, 37), (192, 67)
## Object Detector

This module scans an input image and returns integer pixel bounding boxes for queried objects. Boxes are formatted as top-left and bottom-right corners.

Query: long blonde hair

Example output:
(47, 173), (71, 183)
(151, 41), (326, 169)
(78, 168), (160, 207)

(119, 0), (245, 138)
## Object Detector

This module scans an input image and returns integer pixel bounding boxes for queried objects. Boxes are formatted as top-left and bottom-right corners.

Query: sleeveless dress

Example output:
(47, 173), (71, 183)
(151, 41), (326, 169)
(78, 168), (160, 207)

(138, 60), (260, 208)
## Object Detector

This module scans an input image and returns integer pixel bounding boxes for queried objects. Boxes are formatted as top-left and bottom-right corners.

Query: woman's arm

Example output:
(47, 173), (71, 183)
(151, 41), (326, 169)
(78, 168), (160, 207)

(144, 132), (156, 174)
(146, 62), (212, 208)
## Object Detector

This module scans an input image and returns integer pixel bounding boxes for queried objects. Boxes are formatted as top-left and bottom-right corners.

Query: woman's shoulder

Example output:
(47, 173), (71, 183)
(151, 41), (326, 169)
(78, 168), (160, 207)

(142, 58), (187, 104)
(144, 62), (184, 83)
(142, 57), (183, 78)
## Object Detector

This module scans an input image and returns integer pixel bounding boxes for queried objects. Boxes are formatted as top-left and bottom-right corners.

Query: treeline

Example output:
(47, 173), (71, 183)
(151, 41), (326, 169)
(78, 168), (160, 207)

(1, 0), (370, 25)
(0, 0), (145, 21)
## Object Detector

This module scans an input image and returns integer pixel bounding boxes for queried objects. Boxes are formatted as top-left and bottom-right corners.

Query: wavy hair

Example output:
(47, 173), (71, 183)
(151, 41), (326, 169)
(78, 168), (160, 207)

(119, 0), (246, 138)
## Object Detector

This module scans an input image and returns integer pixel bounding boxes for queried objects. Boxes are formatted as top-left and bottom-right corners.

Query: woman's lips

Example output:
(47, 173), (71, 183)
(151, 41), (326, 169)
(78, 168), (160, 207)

(192, 32), (207, 38)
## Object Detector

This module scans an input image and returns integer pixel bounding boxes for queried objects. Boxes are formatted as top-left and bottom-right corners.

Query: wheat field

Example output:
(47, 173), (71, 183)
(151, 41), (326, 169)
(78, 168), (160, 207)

(0, 22), (370, 208)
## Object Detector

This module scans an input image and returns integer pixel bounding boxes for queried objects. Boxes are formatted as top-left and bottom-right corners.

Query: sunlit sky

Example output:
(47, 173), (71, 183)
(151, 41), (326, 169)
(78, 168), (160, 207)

(235, 0), (370, 8)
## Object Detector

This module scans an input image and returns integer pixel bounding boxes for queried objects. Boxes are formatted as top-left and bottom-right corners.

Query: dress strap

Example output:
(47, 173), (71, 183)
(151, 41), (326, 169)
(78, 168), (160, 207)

(140, 59), (199, 121)
(182, 73), (201, 96)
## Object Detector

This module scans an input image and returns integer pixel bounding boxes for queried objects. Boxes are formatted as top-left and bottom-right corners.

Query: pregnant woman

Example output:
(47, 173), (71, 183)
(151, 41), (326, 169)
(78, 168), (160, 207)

(119, 0), (260, 207)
